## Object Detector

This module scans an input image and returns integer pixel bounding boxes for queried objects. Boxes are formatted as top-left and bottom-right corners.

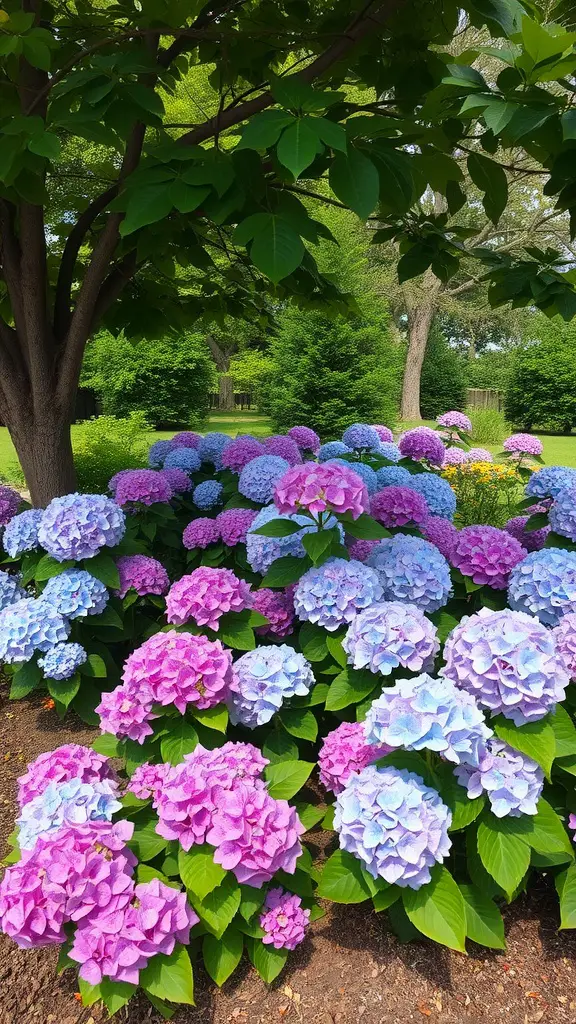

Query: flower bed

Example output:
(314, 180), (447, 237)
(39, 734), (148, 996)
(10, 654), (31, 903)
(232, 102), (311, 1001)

(1, 418), (576, 1018)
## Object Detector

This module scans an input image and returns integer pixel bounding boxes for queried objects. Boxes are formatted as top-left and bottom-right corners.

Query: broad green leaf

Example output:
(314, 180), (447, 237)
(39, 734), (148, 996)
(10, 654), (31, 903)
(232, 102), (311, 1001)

(80, 653), (107, 678)
(551, 705), (576, 758)
(10, 659), (41, 699)
(493, 715), (555, 777)
(247, 937), (289, 983)
(79, 978), (100, 1006)
(120, 184), (174, 236)
(252, 518), (303, 537)
(325, 667), (378, 711)
(298, 620), (329, 662)
(467, 152), (508, 223)
(128, 820), (168, 862)
(556, 863), (576, 929)
(203, 929), (243, 986)
(192, 704), (228, 733)
(263, 729), (299, 763)
(264, 759), (314, 799)
(28, 131), (61, 160)
(47, 672), (80, 709)
(340, 513), (389, 540)
(429, 610), (459, 644)
(83, 552), (120, 589)
(326, 633), (347, 667)
(250, 215), (304, 283)
(136, 864), (174, 887)
(302, 528), (337, 565)
(376, 749), (433, 786)
(92, 733), (124, 757)
(521, 15), (571, 66)
(276, 119), (320, 178)
(317, 849), (372, 903)
(160, 719), (198, 764)
(239, 885), (265, 921)
(280, 708), (318, 742)
(191, 874), (241, 939)
(292, 801), (326, 832)
(237, 109), (295, 150)
(100, 979), (137, 1014)
(477, 818), (530, 898)
(140, 944), (195, 1005)
(178, 844), (226, 901)
(437, 765), (485, 831)
(261, 554), (312, 587)
(459, 883), (506, 950)
(329, 147), (380, 219)
(372, 886), (400, 912)
(402, 866), (466, 953)
(35, 554), (73, 581)
(523, 798), (574, 859)
(307, 115), (347, 152)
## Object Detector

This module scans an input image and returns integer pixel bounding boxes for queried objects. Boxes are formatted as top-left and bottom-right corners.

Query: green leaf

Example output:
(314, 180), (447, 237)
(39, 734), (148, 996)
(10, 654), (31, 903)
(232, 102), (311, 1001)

(264, 759), (314, 799)
(100, 979), (137, 1014)
(402, 866), (466, 953)
(35, 554), (73, 581)
(140, 944), (195, 1005)
(128, 820), (168, 862)
(477, 818), (530, 898)
(307, 115), (347, 152)
(28, 131), (61, 160)
(80, 653), (107, 678)
(326, 634), (347, 668)
(459, 883), (506, 950)
(10, 659), (41, 699)
(85, 552), (120, 590)
(467, 152), (508, 223)
(47, 673), (80, 709)
(261, 554), (312, 587)
(302, 528), (336, 565)
(325, 667), (378, 711)
(92, 733), (124, 757)
(160, 719), (198, 764)
(90, 604), (124, 629)
(192, 704), (228, 733)
(493, 715), (555, 778)
(277, 119), (320, 178)
(429, 610), (459, 644)
(298, 621), (329, 662)
(252, 518), (303, 537)
(340, 513), (389, 540)
(78, 978), (100, 1006)
(178, 844), (226, 901)
(263, 729), (299, 763)
(280, 707), (318, 742)
(237, 109), (295, 150)
(191, 874), (241, 939)
(372, 886), (400, 912)
(551, 705), (576, 758)
(250, 215), (305, 283)
(437, 765), (485, 831)
(203, 929), (243, 986)
(247, 937), (289, 983)
(120, 185), (174, 236)
(292, 801), (326, 832)
(239, 885), (265, 922)
(218, 617), (255, 651)
(317, 849), (372, 904)
(556, 863), (576, 929)
(329, 147), (379, 219)
(523, 799), (574, 859)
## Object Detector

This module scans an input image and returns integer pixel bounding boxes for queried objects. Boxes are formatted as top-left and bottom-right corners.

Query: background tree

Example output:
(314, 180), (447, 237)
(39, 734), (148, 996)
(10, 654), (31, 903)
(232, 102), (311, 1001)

(419, 325), (466, 420)
(505, 316), (576, 433)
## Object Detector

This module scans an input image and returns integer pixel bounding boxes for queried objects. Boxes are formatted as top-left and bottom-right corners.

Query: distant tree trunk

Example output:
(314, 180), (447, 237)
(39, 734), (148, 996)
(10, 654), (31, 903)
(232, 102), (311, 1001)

(218, 374), (235, 411)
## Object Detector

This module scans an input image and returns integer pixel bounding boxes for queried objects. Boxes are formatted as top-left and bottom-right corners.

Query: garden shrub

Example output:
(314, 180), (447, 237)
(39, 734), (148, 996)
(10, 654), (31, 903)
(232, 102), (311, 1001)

(73, 413), (150, 494)
(420, 327), (466, 420)
(505, 318), (576, 432)
(467, 408), (509, 444)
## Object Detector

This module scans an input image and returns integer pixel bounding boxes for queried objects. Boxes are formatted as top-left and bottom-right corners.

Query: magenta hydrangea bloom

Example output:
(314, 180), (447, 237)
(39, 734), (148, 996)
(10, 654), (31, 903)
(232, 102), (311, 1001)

(274, 462), (368, 520)
(443, 446), (467, 465)
(115, 554), (169, 599)
(553, 612), (576, 680)
(182, 517), (221, 550)
(17, 745), (118, 809)
(420, 517), (458, 560)
(122, 629), (235, 711)
(318, 721), (391, 795)
(373, 425), (394, 443)
(370, 486), (429, 528)
(127, 762), (169, 800)
(251, 587), (295, 637)
(260, 887), (310, 950)
(166, 567), (252, 630)
(288, 425), (320, 452)
(171, 431), (201, 448)
(347, 538), (379, 562)
(96, 683), (156, 743)
(504, 515), (549, 553)
(503, 433), (543, 457)
(467, 447), (493, 462)
(217, 507), (258, 547)
(437, 411), (472, 433)
(114, 469), (173, 507)
(398, 427), (445, 466)
(0, 485), (21, 525)
(263, 435), (303, 466)
(160, 467), (193, 493)
(221, 436), (265, 473)
(451, 524), (526, 589)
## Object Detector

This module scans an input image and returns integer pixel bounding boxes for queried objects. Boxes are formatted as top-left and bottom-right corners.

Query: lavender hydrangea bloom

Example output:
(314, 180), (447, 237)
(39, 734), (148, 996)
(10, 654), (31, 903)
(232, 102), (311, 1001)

(115, 554), (169, 598)
(367, 534), (452, 613)
(437, 411), (472, 432)
(161, 467), (193, 493)
(335, 765), (452, 887)
(373, 425), (394, 443)
(163, 447), (201, 473)
(407, 473), (457, 520)
(198, 432), (231, 467)
(38, 493), (126, 561)
(375, 465), (411, 488)
(318, 721), (391, 795)
(318, 441), (352, 462)
(239, 455), (290, 503)
(0, 597), (70, 662)
(115, 469), (173, 507)
(38, 642), (87, 680)
(17, 744), (117, 807)
(451, 525), (526, 590)
(328, 459), (378, 494)
(508, 548), (576, 625)
(217, 507), (258, 547)
(370, 486), (429, 528)
(294, 558), (383, 632)
(550, 485), (576, 540)
(442, 606), (569, 724)
(263, 435), (303, 465)
(420, 517), (458, 560)
(503, 433), (543, 456)
(171, 431), (201, 448)
(342, 423), (380, 451)
(42, 569), (108, 619)
(454, 738), (543, 817)
(376, 442), (402, 463)
(96, 682), (156, 744)
(221, 436), (265, 473)
(343, 601), (439, 676)
(467, 447), (493, 462)
(288, 426), (320, 452)
(17, 777), (122, 850)
(504, 515), (549, 553)
(0, 486), (20, 525)
(193, 479), (223, 510)
(0, 571), (25, 610)
(183, 517), (221, 550)
(3, 509), (43, 558)
(228, 645), (314, 728)
(443, 447), (467, 465)
(148, 439), (175, 467)
(399, 428), (445, 466)
(553, 612), (576, 679)
(526, 465), (576, 500)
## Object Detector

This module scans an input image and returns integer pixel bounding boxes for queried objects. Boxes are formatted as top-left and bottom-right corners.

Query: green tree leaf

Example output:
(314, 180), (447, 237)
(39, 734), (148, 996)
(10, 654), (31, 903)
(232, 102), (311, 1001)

(178, 844), (226, 901)
(237, 109), (295, 150)
(402, 866), (467, 952)
(160, 719), (198, 764)
(459, 883), (506, 950)
(277, 119), (321, 178)
(250, 216), (305, 283)
(317, 849), (372, 904)
(140, 944), (195, 1005)
(80, 653), (107, 678)
(264, 759), (314, 799)
(329, 147), (380, 219)
(467, 152), (508, 223)
(203, 928), (244, 986)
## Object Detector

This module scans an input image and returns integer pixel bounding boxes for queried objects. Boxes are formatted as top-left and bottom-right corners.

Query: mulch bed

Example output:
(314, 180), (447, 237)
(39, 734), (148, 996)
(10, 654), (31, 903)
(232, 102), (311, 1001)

(1, 687), (576, 1024)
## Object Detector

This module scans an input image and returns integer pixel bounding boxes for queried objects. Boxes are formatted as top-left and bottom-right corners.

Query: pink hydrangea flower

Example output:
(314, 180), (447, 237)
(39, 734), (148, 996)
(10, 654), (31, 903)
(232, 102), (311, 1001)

(217, 508), (258, 547)
(260, 887), (310, 950)
(503, 434), (543, 457)
(373, 425), (394, 443)
(274, 463), (368, 520)
(467, 448), (493, 462)
(370, 486), (429, 528)
(251, 587), (295, 637)
(96, 683), (156, 744)
(122, 630), (235, 711)
(115, 555), (169, 599)
(451, 525), (526, 589)
(318, 721), (391, 795)
(182, 517), (221, 550)
(17, 745), (118, 808)
(127, 762), (169, 800)
(442, 447), (467, 465)
(166, 567), (252, 630)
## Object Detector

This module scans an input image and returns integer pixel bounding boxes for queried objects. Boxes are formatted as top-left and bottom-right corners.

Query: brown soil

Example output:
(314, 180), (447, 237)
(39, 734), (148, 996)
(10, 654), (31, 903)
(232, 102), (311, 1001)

(1, 688), (576, 1024)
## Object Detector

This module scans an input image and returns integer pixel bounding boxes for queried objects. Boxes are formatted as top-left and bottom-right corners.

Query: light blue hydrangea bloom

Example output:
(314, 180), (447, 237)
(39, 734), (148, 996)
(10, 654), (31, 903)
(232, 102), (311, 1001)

(525, 465), (576, 500)
(238, 455), (290, 504)
(376, 442), (402, 463)
(342, 423), (380, 451)
(454, 738), (543, 818)
(246, 504), (342, 574)
(343, 601), (439, 676)
(3, 509), (43, 558)
(0, 571), (25, 611)
(406, 473), (457, 521)
(17, 777), (122, 850)
(367, 534), (452, 613)
(163, 447), (201, 473)
(193, 479), (223, 509)
(228, 644), (314, 728)
(334, 765), (452, 888)
(0, 598), (70, 663)
(328, 459), (378, 495)
(294, 557), (383, 632)
(318, 441), (352, 462)
(550, 485), (576, 540)
(508, 547), (576, 626)
(38, 493), (126, 562)
(148, 439), (174, 468)
(364, 672), (492, 766)
(42, 569), (108, 620)
(198, 432), (231, 467)
(375, 465), (411, 489)
(38, 642), (87, 680)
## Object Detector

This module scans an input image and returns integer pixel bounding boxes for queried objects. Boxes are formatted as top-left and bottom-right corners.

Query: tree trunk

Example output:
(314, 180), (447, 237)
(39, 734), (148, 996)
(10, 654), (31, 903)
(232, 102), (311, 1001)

(400, 300), (437, 421)
(8, 400), (76, 506)
(218, 374), (235, 411)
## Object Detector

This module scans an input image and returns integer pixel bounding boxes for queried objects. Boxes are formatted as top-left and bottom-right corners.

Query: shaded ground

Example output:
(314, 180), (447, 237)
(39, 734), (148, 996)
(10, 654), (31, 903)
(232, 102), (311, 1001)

(1, 690), (576, 1024)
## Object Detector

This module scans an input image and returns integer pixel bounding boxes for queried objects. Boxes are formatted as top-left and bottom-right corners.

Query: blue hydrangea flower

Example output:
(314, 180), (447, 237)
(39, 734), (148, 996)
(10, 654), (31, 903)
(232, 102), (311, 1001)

(193, 479), (223, 510)
(525, 465), (576, 500)
(375, 465), (411, 489)
(550, 485), (576, 540)
(228, 644), (315, 728)
(294, 558), (383, 632)
(364, 673), (492, 766)
(38, 493), (126, 562)
(367, 534), (452, 613)
(328, 459), (378, 494)
(334, 765), (452, 888)
(318, 441), (352, 462)
(239, 455), (290, 504)
(163, 447), (201, 473)
(508, 547), (576, 626)
(198, 432), (231, 467)
(0, 598), (70, 663)
(343, 601), (439, 676)
(246, 505), (342, 574)
(3, 509), (43, 558)
(0, 571), (25, 611)
(38, 642), (87, 680)
(16, 777), (122, 850)
(376, 442), (402, 463)
(148, 439), (174, 467)
(42, 569), (108, 620)
(454, 738), (543, 818)
(406, 473), (457, 521)
(342, 424), (380, 451)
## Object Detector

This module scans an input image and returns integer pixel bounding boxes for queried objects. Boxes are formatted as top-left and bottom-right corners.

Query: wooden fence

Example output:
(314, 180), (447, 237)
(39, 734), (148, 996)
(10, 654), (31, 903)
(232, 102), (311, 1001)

(466, 388), (504, 412)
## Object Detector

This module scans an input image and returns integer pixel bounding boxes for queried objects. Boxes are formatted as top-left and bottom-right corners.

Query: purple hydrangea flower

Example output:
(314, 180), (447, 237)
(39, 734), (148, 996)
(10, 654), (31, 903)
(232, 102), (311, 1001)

(0, 570), (25, 611)
(503, 433), (543, 456)
(122, 629), (235, 712)
(115, 554), (169, 598)
(504, 515), (549, 553)
(198, 432), (231, 467)
(525, 465), (576, 500)
(288, 426), (320, 452)
(160, 467), (193, 493)
(17, 777), (122, 850)
(17, 744), (117, 808)
(38, 493), (126, 562)
(0, 597), (70, 663)
(114, 469), (173, 507)
(374, 465), (411, 488)
(221, 436), (265, 473)
(239, 455), (291, 504)
(3, 509), (43, 558)
(275, 462), (368, 520)
(370, 486), (429, 528)
(193, 479), (223, 510)
(318, 721), (391, 795)
(163, 447), (201, 474)
(228, 644), (314, 728)
(454, 738), (543, 817)
(367, 535), (452, 613)
(251, 587), (295, 637)
(294, 558), (383, 632)
(217, 507), (258, 547)
(437, 411), (472, 433)
(260, 887), (310, 950)
(508, 548), (576, 626)
(553, 612), (576, 679)
(451, 525), (526, 590)
(467, 448), (493, 462)
(346, 538), (378, 562)
(166, 567), (251, 630)
(443, 447), (467, 465)
(96, 683), (156, 744)
(148, 439), (175, 467)
(442, 606), (569, 724)
(318, 441), (352, 462)
(399, 428), (445, 466)
(0, 486), (21, 526)
(171, 431), (201, 448)
(376, 442), (402, 463)
(335, 765), (452, 888)
(343, 601), (439, 676)
(127, 762), (169, 800)
(182, 517), (221, 550)
(420, 517), (458, 560)
(407, 473), (456, 520)
(38, 642), (87, 680)
(373, 425), (394, 443)
(550, 485), (576, 540)
(263, 435), (303, 466)
(42, 569), (108, 619)
(342, 423), (380, 451)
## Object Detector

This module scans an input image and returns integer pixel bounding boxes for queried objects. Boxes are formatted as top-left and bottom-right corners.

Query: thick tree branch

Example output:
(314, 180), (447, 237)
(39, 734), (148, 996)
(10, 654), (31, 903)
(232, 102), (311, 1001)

(90, 251), (139, 330)
(0, 201), (25, 339)
(20, 202), (52, 405)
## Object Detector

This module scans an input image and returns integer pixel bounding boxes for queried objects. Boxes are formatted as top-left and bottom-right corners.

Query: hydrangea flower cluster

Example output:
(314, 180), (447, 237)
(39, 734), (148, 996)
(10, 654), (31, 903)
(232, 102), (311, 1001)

(259, 888), (310, 950)
(217, 507), (258, 547)
(454, 738), (544, 818)
(38, 493), (125, 561)
(0, 597), (70, 662)
(263, 435), (302, 465)
(198, 432), (231, 467)
(171, 431), (201, 448)
(442, 607), (569, 724)
(38, 642), (87, 680)
(367, 535), (452, 613)
(114, 469), (173, 507)
(373, 425), (394, 443)
(193, 479), (223, 510)
(503, 433), (543, 457)
(128, 761), (169, 800)
(365, 673), (491, 765)
(437, 411), (472, 433)
(115, 554), (169, 598)
(246, 505), (318, 574)
(334, 765), (452, 888)
(239, 455), (290, 503)
(318, 721), (391, 795)
(370, 485), (429, 528)
(294, 558), (383, 631)
(288, 425), (320, 452)
(407, 473), (457, 520)
(17, 743), (118, 807)
(251, 587), (295, 637)
(3, 509), (43, 558)
(467, 447), (493, 462)
(166, 566), (251, 630)
(228, 645), (314, 728)
(161, 467), (193, 493)
(274, 462), (368, 520)
(318, 441), (352, 462)
(343, 601), (439, 676)
(508, 548), (576, 625)
(221, 436), (264, 472)
(420, 517), (458, 560)
(525, 465), (576, 499)
(342, 423), (380, 451)
(17, 777), (122, 850)
(97, 683), (157, 744)
(442, 446), (467, 465)
(42, 569), (108, 620)
(376, 441), (402, 462)
(183, 516), (221, 550)
(553, 612), (576, 679)
(122, 629), (235, 712)
(330, 458), (377, 494)
(0, 570), (25, 610)
(451, 525), (526, 590)
(374, 465), (411, 488)
(504, 515), (549, 552)
(148, 439), (175, 466)
(550, 485), (576, 540)
(163, 447), (201, 473)
(398, 427), (445, 466)
(0, 485), (20, 525)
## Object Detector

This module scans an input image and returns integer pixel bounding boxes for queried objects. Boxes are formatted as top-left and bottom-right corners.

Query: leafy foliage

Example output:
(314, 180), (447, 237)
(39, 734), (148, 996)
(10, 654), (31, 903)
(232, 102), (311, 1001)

(420, 326), (466, 420)
(505, 318), (576, 432)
